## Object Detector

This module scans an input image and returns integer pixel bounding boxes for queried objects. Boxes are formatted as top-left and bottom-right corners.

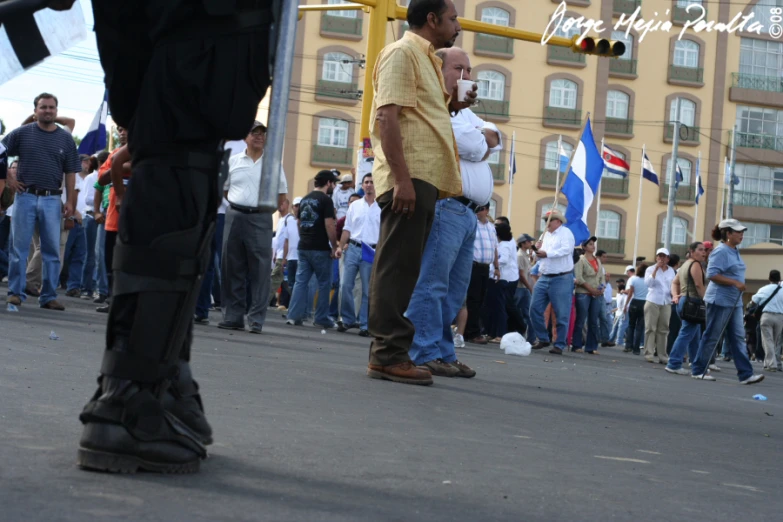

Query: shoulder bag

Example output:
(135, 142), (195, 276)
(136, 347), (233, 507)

(753, 283), (783, 321)
(681, 261), (706, 325)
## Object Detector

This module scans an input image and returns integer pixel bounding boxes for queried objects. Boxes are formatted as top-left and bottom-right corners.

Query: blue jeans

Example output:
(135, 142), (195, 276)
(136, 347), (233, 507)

(63, 221), (87, 291)
(8, 192), (62, 305)
(0, 215), (9, 279)
(80, 214), (98, 294)
(515, 286), (532, 336)
(329, 258), (340, 319)
(573, 293), (602, 352)
(691, 304), (753, 381)
(600, 302), (612, 341)
(667, 298), (703, 370)
(95, 223), (109, 296)
(287, 249), (333, 325)
(407, 197), (476, 365)
(625, 299), (645, 353)
(609, 312), (626, 343)
(530, 272), (574, 350)
(195, 213), (224, 319)
(340, 243), (372, 329)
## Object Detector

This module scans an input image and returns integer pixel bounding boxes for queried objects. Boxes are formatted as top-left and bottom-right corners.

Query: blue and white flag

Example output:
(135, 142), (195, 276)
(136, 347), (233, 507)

(78, 90), (109, 155)
(558, 143), (570, 174)
(562, 117), (604, 244)
(508, 139), (517, 184)
(642, 154), (659, 185)
(361, 242), (375, 263)
(674, 162), (684, 190)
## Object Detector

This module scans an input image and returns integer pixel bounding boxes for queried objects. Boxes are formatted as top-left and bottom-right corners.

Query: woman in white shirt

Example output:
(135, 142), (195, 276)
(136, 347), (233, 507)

(483, 223), (522, 343)
(643, 248), (677, 364)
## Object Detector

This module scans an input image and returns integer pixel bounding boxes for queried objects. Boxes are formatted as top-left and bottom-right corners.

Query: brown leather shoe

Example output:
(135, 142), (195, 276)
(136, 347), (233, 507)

(451, 360), (477, 378)
(25, 286), (41, 297)
(421, 359), (459, 377)
(7, 295), (22, 306)
(531, 341), (551, 350)
(41, 300), (65, 311)
(367, 362), (434, 386)
(549, 347), (563, 355)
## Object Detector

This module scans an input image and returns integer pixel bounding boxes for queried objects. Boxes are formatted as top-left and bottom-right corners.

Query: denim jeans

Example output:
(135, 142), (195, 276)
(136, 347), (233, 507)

(691, 304), (753, 381)
(8, 192), (62, 305)
(599, 302), (612, 342)
(340, 243), (372, 329)
(287, 249), (333, 325)
(0, 215), (9, 279)
(95, 223), (109, 296)
(625, 299), (646, 353)
(609, 312), (626, 343)
(195, 213), (224, 319)
(80, 214), (98, 294)
(63, 221), (87, 291)
(667, 298), (703, 370)
(573, 293), (603, 352)
(407, 197), (476, 365)
(530, 272), (574, 350)
(329, 258), (340, 319)
(514, 286), (532, 336)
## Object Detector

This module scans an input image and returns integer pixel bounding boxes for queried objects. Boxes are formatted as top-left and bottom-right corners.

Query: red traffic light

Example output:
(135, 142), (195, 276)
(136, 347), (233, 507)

(580, 37), (595, 52)
(569, 35), (626, 58)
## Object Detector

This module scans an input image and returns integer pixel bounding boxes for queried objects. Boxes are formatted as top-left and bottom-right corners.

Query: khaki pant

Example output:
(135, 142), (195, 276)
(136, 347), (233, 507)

(760, 313), (783, 370)
(644, 301), (671, 363)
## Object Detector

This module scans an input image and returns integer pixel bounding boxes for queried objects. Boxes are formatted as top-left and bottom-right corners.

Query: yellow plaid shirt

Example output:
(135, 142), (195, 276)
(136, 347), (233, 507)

(370, 31), (462, 200)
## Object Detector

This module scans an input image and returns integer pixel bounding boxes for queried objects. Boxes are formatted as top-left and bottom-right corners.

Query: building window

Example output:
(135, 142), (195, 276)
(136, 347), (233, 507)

(487, 150), (501, 164)
(489, 198), (498, 219)
(673, 40), (699, 68)
(544, 141), (573, 170)
(477, 70), (506, 100)
(736, 105), (783, 136)
(662, 216), (689, 245)
(670, 98), (696, 126)
(606, 90), (629, 119)
(540, 203), (567, 232)
(598, 210), (621, 239)
(322, 52), (353, 83)
(665, 158), (693, 184)
(549, 79), (577, 108)
(752, 0), (783, 28)
(740, 38), (783, 78)
(677, 0), (701, 6)
(327, 0), (357, 18)
(734, 163), (783, 208)
(744, 222), (783, 246)
(611, 30), (633, 60)
(318, 118), (349, 148)
(481, 6), (510, 26)
(604, 148), (626, 180)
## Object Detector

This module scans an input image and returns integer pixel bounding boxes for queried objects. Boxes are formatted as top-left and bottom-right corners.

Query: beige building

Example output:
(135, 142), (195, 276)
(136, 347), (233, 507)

(280, 0), (782, 290)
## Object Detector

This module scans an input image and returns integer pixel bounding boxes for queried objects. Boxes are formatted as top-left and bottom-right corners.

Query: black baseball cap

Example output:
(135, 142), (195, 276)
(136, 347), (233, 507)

(315, 169), (339, 182)
(581, 236), (597, 247)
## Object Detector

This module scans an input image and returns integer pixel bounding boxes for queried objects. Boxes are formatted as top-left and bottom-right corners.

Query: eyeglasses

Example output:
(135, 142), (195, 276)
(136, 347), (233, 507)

(250, 129), (266, 136)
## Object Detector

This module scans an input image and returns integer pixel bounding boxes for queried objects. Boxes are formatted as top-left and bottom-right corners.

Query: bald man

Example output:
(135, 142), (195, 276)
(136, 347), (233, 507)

(406, 47), (501, 379)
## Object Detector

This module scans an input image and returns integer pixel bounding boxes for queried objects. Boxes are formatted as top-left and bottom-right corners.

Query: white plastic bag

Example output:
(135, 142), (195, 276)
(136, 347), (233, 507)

(500, 332), (531, 356)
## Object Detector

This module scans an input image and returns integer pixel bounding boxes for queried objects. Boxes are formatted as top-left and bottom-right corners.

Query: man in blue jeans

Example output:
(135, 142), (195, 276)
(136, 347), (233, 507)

(3, 93), (80, 310)
(530, 209), (576, 355)
(286, 170), (339, 328)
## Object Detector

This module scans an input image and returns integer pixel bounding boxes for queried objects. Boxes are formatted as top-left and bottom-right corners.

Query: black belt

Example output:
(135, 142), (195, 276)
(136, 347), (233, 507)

(350, 239), (376, 249)
(454, 196), (483, 213)
(86, 210), (94, 215)
(473, 261), (490, 268)
(542, 271), (573, 278)
(25, 187), (62, 196)
(230, 204), (263, 214)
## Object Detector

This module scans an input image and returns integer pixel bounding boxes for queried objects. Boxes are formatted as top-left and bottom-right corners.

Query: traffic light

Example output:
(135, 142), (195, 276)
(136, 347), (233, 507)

(569, 36), (626, 58)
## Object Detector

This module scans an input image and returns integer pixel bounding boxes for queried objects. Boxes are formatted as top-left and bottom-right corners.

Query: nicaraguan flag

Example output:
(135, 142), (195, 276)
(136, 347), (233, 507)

(78, 91), (109, 155)
(643, 154), (659, 185)
(361, 242), (375, 263)
(562, 118), (604, 244)
(558, 143), (570, 174)
(602, 145), (630, 177)
(674, 163), (684, 189)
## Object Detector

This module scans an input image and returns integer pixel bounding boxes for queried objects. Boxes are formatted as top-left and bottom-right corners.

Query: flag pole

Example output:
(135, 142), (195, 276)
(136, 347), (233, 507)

(507, 131), (515, 224)
(555, 134), (563, 207)
(693, 150), (700, 240)
(632, 145), (646, 264)
(540, 113), (590, 243)
(720, 156), (727, 221)
(595, 137), (605, 248)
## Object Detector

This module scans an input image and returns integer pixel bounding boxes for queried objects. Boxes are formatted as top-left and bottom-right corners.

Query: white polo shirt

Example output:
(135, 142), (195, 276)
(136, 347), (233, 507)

(343, 197), (381, 245)
(225, 150), (288, 208)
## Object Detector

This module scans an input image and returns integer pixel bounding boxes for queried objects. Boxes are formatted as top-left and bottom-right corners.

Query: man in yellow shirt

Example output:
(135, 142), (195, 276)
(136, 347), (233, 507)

(366, 0), (476, 386)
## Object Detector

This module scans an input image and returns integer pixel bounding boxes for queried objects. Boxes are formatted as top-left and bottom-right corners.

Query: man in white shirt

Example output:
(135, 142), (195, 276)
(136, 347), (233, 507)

(405, 47), (501, 378)
(530, 208), (576, 355)
(336, 173), (380, 336)
(752, 269), (783, 371)
(219, 121), (288, 334)
(332, 173), (355, 220)
(278, 196), (301, 308)
(269, 198), (291, 307)
(643, 247), (676, 364)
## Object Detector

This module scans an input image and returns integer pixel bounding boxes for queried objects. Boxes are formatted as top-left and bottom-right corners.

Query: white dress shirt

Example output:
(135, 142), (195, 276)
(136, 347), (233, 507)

(644, 265), (676, 306)
(498, 240), (519, 282)
(332, 186), (356, 220)
(538, 225), (575, 275)
(75, 174), (91, 216)
(343, 197), (381, 245)
(225, 150), (288, 208)
(279, 214), (299, 261)
(452, 108), (502, 206)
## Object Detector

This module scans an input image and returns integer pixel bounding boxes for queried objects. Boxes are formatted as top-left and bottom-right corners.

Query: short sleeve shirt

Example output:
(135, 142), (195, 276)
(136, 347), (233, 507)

(0, 123), (80, 190)
(704, 243), (746, 307)
(297, 190), (335, 251)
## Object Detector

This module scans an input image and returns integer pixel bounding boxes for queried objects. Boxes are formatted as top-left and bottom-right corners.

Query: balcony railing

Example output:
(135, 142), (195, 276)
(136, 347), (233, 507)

(476, 98), (510, 118)
(312, 145), (353, 166)
(662, 182), (696, 202)
(669, 64), (703, 83)
(544, 106), (581, 126)
(316, 80), (359, 100)
(609, 59), (637, 75)
(489, 162), (506, 183)
(665, 124), (700, 143)
(605, 117), (633, 136)
(736, 131), (783, 152)
(321, 14), (363, 36)
(614, 0), (641, 15)
(595, 237), (625, 255)
(658, 242), (689, 260)
(602, 176), (630, 195)
(733, 190), (783, 209)
(475, 33), (514, 55)
(672, 5), (705, 24)
(732, 72), (783, 93)
(548, 46), (585, 64)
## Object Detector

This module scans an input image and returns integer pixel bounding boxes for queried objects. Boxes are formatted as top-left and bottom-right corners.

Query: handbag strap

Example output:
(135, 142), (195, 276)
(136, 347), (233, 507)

(759, 283), (783, 314)
(685, 260), (702, 299)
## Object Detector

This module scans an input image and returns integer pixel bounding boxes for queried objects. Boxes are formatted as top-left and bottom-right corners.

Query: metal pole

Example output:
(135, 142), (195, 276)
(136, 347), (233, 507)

(632, 145), (645, 264)
(728, 126), (737, 219)
(554, 134), (563, 207)
(507, 131), (515, 224)
(358, 0), (390, 146)
(692, 150), (700, 240)
(664, 98), (682, 251)
(595, 137), (604, 246)
(258, 0), (299, 212)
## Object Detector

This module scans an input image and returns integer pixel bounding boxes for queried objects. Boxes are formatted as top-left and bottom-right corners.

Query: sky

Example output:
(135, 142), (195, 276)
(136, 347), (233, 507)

(0, 0), (106, 139)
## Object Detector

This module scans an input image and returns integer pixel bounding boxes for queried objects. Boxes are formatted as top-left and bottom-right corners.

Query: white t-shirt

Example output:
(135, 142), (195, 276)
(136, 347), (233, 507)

(498, 240), (519, 283)
(278, 214), (299, 261)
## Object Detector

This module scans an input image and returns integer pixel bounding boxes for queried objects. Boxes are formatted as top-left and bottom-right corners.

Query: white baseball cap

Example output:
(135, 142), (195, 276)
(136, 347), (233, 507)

(293, 197), (302, 205)
(718, 218), (748, 232)
(625, 265), (635, 272)
(656, 247), (670, 257)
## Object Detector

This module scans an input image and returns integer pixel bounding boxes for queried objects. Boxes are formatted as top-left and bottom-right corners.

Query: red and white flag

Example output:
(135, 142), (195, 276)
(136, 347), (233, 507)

(602, 145), (630, 177)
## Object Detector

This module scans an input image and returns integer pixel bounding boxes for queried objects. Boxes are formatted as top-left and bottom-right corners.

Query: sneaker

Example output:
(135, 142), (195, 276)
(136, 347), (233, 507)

(65, 288), (80, 298)
(217, 320), (245, 331)
(740, 374), (765, 385)
(96, 304), (110, 313)
(93, 294), (108, 304)
(421, 359), (459, 377)
(454, 333), (466, 349)
(451, 360), (476, 378)
(692, 373), (716, 381)
(315, 322), (337, 330)
(194, 316), (209, 325)
(644, 355), (656, 363)
(80, 292), (92, 300)
(285, 319), (303, 326)
(249, 324), (263, 334)
(41, 300), (65, 311)
(665, 367), (690, 376)
(358, 329), (370, 337)
(337, 322), (358, 333)
(708, 364), (721, 372)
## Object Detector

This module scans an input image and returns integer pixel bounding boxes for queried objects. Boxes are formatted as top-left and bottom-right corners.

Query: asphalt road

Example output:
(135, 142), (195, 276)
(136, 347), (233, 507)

(1, 291), (781, 521)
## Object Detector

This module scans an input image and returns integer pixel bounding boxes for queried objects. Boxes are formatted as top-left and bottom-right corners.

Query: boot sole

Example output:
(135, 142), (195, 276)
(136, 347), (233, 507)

(366, 369), (433, 386)
(77, 448), (200, 474)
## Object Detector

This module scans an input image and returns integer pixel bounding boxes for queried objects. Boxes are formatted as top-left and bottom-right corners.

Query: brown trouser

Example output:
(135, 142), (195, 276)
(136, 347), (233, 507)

(368, 179), (439, 366)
